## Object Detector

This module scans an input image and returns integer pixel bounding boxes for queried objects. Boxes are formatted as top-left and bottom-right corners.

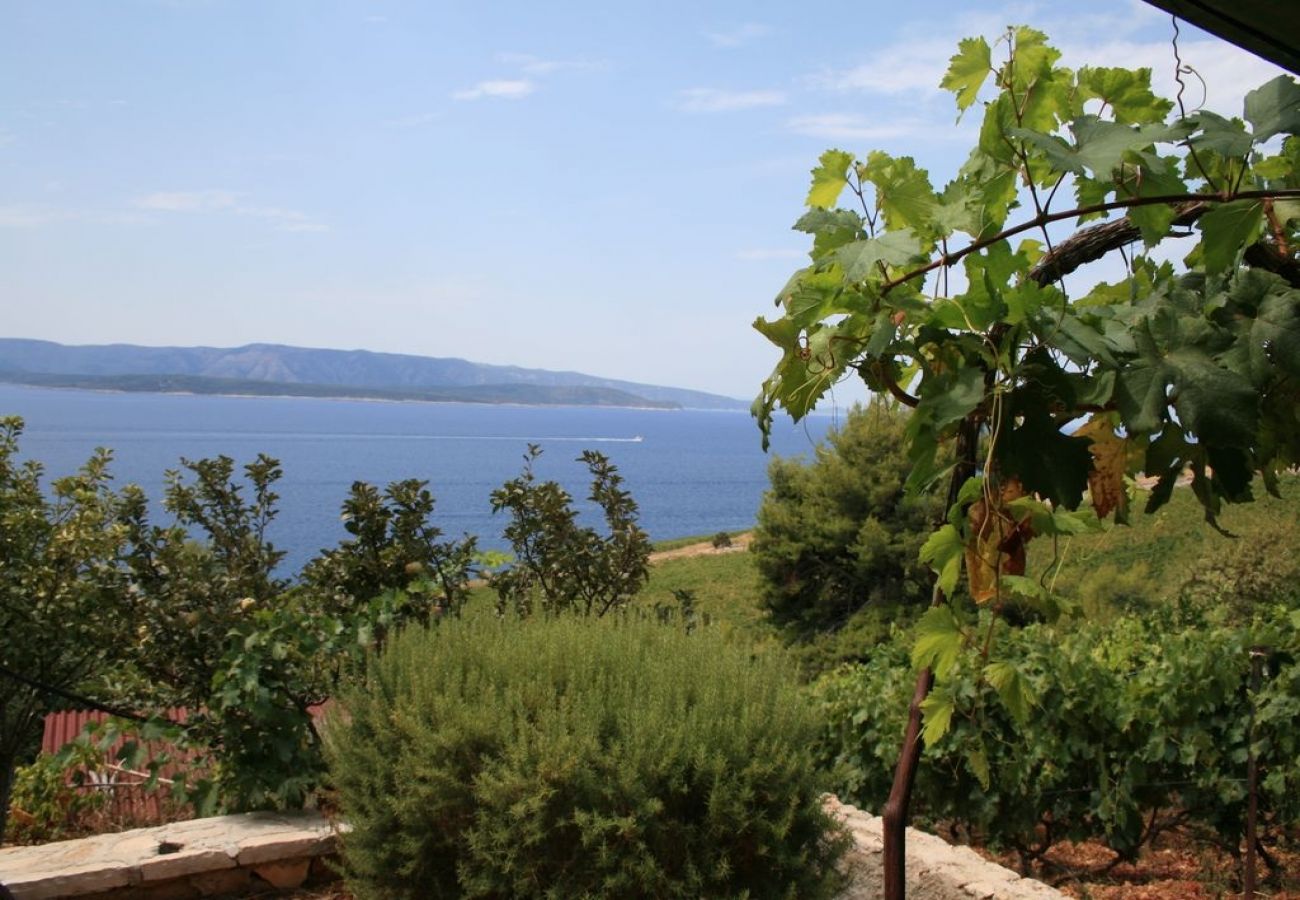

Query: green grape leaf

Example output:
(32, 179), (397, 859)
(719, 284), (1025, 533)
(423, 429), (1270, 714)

(941, 36), (992, 115)
(966, 743), (991, 791)
(807, 149), (855, 209)
(1243, 75), (1300, 142)
(1077, 66), (1173, 124)
(1114, 318), (1170, 434)
(919, 363), (985, 428)
(861, 151), (938, 230)
(1186, 111), (1253, 159)
(912, 603), (963, 676)
(1198, 200), (1265, 275)
(793, 207), (864, 259)
(1167, 347), (1259, 449)
(835, 229), (924, 281)
(998, 406), (1093, 509)
(1252, 291), (1300, 380)
(918, 525), (964, 599)
(1127, 162), (1187, 247)
(984, 660), (1034, 724)
(920, 694), (955, 745)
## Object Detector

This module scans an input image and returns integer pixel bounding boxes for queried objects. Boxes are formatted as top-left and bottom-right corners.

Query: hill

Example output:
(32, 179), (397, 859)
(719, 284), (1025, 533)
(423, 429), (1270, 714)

(0, 339), (746, 410)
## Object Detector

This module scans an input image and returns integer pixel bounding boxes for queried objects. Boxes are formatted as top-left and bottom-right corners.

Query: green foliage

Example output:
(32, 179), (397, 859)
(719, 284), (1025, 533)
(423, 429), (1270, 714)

(710, 531), (733, 549)
(6, 743), (109, 844)
(119, 454), (288, 705)
(301, 478), (477, 623)
(0, 416), (133, 843)
(755, 25), (1300, 539)
(816, 600), (1300, 862)
(325, 615), (850, 899)
(109, 455), (476, 817)
(490, 445), (651, 618)
(752, 403), (937, 644)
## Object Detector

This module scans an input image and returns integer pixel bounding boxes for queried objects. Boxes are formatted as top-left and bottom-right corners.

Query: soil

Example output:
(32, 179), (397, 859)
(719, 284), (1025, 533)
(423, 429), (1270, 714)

(648, 532), (752, 563)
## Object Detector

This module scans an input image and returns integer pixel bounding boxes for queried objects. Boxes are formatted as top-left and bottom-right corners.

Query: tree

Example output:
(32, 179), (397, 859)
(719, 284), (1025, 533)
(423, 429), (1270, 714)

(752, 26), (1300, 898)
(301, 478), (478, 625)
(0, 417), (133, 843)
(489, 445), (651, 618)
(752, 402), (937, 641)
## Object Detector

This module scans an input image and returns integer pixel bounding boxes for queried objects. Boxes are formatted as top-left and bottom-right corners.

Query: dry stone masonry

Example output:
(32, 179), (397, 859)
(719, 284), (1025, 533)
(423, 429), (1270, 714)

(0, 799), (1062, 899)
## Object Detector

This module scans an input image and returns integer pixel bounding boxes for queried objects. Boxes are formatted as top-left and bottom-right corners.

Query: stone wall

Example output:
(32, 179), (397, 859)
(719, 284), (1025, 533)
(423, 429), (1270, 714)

(0, 800), (1063, 899)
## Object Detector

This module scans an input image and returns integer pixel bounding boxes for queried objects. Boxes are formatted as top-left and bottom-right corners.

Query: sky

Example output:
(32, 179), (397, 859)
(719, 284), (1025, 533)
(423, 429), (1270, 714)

(0, 0), (1288, 403)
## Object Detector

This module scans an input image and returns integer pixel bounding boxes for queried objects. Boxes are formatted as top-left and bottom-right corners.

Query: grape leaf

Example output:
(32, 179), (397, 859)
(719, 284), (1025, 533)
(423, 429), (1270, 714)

(835, 229), (924, 281)
(861, 151), (938, 230)
(1198, 200), (1265, 275)
(918, 525), (964, 599)
(807, 149), (854, 209)
(1077, 66), (1172, 125)
(1075, 415), (1129, 520)
(941, 36), (992, 116)
(1243, 75), (1300, 142)
(912, 604), (963, 676)
(920, 694), (955, 745)
(985, 660), (1034, 724)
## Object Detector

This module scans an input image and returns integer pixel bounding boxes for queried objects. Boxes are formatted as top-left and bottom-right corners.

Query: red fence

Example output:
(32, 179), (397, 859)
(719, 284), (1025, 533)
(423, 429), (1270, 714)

(39, 709), (196, 827)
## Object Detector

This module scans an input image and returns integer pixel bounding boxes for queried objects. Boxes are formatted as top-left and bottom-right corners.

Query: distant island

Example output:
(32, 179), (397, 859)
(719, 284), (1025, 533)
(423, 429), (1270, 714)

(0, 339), (748, 410)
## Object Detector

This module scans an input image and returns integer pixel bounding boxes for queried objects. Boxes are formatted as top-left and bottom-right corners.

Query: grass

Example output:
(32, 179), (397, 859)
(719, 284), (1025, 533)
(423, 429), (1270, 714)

(1026, 474), (1300, 614)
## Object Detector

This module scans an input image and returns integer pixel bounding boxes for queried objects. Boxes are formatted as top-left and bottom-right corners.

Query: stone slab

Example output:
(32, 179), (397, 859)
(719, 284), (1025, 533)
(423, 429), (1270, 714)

(0, 811), (338, 900)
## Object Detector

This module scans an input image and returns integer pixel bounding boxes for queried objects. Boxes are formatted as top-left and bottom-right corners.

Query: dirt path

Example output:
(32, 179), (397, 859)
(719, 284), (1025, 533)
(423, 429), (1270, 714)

(649, 532), (752, 563)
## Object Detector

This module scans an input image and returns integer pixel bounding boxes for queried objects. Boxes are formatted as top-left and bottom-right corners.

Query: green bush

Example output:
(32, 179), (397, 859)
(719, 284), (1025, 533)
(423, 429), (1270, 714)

(751, 402), (937, 664)
(325, 616), (850, 899)
(816, 602), (1300, 865)
(490, 446), (651, 618)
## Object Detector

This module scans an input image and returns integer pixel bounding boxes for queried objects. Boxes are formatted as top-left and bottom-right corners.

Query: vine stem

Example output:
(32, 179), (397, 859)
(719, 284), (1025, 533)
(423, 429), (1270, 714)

(882, 414), (981, 899)
(876, 188), (1300, 296)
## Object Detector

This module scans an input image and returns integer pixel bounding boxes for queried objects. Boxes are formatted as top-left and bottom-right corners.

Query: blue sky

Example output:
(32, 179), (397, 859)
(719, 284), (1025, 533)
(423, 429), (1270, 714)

(1, 0), (1286, 402)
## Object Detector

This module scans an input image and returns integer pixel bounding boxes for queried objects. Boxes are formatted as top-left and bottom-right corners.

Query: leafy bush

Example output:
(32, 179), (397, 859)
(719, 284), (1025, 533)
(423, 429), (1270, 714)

(5, 744), (109, 844)
(301, 478), (477, 622)
(817, 602), (1300, 866)
(325, 615), (850, 899)
(489, 445), (651, 618)
(0, 417), (134, 843)
(751, 402), (937, 648)
(711, 531), (733, 549)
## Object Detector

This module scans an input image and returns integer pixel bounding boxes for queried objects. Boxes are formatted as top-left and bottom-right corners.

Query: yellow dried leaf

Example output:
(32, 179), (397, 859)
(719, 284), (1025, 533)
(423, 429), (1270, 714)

(1076, 416), (1128, 520)
(964, 477), (1031, 604)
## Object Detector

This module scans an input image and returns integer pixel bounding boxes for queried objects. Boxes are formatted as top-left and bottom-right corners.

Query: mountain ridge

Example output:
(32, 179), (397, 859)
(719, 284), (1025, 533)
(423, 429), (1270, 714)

(0, 339), (747, 410)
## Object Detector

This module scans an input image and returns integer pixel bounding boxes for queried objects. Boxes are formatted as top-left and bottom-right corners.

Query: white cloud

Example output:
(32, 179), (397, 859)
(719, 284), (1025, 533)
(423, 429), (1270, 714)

(1054, 37), (1285, 118)
(0, 203), (149, 228)
(736, 248), (805, 261)
(786, 113), (939, 142)
(809, 40), (953, 96)
(0, 204), (65, 227)
(676, 88), (787, 113)
(134, 190), (326, 232)
(705, 23), (770, 48)
(136, 189), (238, 212)
(496, 52), (605, 75)
(452, 79), (536, 101)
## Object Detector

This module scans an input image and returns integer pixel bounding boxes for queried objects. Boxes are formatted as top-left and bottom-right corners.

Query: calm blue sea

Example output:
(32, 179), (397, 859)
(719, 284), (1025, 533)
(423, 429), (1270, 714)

(0, 385), (837, 573)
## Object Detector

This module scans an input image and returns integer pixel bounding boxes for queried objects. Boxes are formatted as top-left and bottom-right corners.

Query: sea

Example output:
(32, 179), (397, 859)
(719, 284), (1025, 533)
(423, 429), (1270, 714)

(0, 384), (839, 574)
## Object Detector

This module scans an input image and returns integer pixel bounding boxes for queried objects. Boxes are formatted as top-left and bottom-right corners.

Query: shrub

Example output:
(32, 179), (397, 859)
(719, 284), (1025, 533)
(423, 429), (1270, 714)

(489, 445), (651, 618)
(325, 616), (850, 899)
(751, 402), (938, 650)
(816, 603), (1300, 866)
(711, 531), (733, 549)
